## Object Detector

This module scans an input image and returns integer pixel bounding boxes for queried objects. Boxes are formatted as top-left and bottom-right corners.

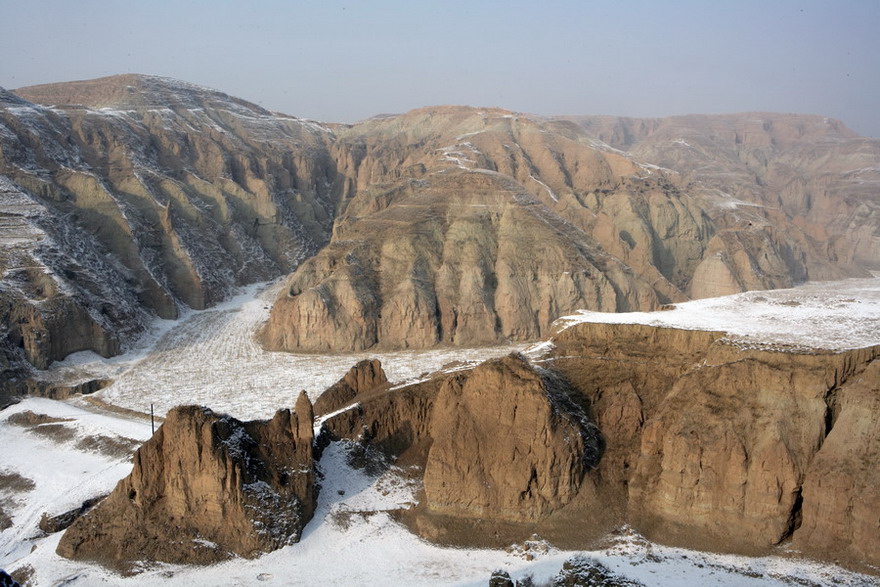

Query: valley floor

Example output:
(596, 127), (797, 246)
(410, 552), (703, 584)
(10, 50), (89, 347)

(2, 277), (880, 585)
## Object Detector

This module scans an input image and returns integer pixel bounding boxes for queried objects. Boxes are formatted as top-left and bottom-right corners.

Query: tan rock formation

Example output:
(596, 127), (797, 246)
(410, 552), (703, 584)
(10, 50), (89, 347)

(423, 353), (599, 522)
(313, 324), (880, 572)
(263, 108), (878, 353)
(1, 77), (339, 391)
(5, 79), (878, 369)
(260, 168), (668, 352)
(544, 321), (880, 568)
(312, 358), (389, 416)
(568, 112), (880, 285)
(320, 371), (444, 463)
(57, 394), (316, 569)
(795, 359), (880, 569)
(260, 106), (724, 352)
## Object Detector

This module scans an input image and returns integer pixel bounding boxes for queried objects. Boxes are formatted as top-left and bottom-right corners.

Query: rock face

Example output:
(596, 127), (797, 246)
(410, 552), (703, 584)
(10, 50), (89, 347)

(544, 322), (880, 569)
(44, 323), (880, 572)
(315, 325), (880, 572)
(3, 77), (879, 373)
(260, 107), (715, 352)
(568, 113), (880, 292)
(1, 75), (339, 396)
(262, 108), (879, 353)
(312, 358), (388, 416)
(423, 354), (599, 522)
(319, 354), (599, 521)
(57, 393), (316, 569)
(795, 359), (880, 566)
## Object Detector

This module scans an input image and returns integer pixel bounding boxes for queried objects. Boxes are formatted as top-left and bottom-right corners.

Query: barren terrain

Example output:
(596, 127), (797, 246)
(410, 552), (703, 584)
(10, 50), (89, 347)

(1, 276), (879, 584)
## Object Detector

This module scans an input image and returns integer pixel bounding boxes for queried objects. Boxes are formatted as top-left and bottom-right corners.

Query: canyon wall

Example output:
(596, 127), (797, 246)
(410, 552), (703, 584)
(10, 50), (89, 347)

(316, 325), (880, 572)
(3, 76), (879, 398)
(1, 76), (340, 399)
(55, 323), (880, 573)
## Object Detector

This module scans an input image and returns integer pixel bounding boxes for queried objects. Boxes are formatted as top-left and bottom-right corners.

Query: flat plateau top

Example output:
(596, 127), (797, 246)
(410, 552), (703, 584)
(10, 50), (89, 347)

(555, 275), (880, 351)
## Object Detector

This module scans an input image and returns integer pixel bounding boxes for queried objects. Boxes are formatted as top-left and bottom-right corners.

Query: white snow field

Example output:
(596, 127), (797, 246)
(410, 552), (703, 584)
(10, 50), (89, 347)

(1, 276), (880, 585)
(550, 274), (880, 352)
(44, 280), (527, 421)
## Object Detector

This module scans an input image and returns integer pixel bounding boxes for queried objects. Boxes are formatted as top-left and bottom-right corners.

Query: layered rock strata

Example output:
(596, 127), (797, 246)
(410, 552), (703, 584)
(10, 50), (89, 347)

(1, 75), (339, 395)
(3, 78), (879, 370)
(262, 108), (878, 353)
(317, 325), (880, 572)
(568, 113), (880, 289)
(57, 392), (316, 569)
(546, 322), (880, 569)
(261, 107), (715, 352)
(52, 326), (880, 573)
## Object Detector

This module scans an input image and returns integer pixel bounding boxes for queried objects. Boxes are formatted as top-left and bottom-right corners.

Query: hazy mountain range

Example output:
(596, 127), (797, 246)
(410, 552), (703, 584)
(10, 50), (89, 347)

(1, 73), (878, 398)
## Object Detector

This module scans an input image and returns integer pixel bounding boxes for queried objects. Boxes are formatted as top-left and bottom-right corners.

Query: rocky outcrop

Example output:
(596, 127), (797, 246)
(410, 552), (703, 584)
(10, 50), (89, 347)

(39, 495), (105, 534)
(312, 358), (388, 416)
(568, 113), (880, 289)
(313, 323), (880, 572)
(4, 78), (879, 367)
(57, 393), (316, 569)
(263, 108), (879, 353)
(423, 354), (600, 522)
(544, 321), (880, 569)
(319, 353), (600, 521)
(261, 107), (718, 352)
(795, 359), (880, 567)
(319, 369), (446, 463)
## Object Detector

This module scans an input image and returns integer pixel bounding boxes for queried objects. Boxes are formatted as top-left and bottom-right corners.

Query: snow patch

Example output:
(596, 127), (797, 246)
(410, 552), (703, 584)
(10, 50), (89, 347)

(554, 276), (880, 351)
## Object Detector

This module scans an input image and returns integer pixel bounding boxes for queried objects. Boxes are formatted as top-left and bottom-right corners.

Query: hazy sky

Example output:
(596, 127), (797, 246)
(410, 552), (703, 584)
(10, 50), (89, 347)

(2, 0), (878, 136)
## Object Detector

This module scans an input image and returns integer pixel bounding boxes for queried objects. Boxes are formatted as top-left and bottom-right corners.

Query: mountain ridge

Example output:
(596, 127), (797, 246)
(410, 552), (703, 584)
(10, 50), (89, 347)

(2, 75), (878, 401)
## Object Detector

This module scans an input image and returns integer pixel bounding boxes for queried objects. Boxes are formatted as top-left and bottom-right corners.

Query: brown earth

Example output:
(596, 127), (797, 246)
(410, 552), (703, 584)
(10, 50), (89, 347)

(312, 358), (389, 416)
(317, 324), (880, 572)
(261, 108), (878, 353)
(423, 354), (599, 522)
(567, 113), (880, 287)
(1, 76), (339, 394)
(48, 322), (880, 573)
(3, 79), (878, 384)
(57, 392), (316, 569)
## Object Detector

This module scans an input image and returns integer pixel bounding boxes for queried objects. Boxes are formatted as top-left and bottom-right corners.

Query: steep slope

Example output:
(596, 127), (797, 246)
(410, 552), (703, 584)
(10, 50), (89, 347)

(57, 392), (316, 569)
(0, 75), (340, 397)
(3, 76), (878, 372)
(261, 107), (715, 351)
(314, 321), (880, 572)
(566, 113), (879, 294)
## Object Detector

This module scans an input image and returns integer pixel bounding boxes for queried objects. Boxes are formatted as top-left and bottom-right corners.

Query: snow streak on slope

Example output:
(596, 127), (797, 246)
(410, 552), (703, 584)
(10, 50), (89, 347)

(554, 275), (880, 351)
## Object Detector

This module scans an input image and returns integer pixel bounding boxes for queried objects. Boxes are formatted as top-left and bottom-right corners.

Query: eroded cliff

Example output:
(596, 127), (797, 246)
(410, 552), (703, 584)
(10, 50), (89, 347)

(260, 107), (718, 351)
(1, 76), (339, 397)
(4, 79), (879, 375)
(315, 323), (880, 572)
(57, 393), (316, 569)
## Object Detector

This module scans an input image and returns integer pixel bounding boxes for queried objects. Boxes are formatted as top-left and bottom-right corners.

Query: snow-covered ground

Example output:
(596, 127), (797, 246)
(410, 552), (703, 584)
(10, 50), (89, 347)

(43, 281), (526, 421)
(3, 276), (880, 585)
(553, 275), (880, 352)
(1, 399), (876, 586)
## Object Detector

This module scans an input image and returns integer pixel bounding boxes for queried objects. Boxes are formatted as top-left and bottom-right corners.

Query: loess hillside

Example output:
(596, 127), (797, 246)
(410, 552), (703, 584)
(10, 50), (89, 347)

(2, 75), (878, 404)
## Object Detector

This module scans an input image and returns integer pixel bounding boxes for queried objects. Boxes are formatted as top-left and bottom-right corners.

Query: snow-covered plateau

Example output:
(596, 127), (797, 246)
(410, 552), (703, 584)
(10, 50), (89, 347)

(2, 276), (880, 586)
